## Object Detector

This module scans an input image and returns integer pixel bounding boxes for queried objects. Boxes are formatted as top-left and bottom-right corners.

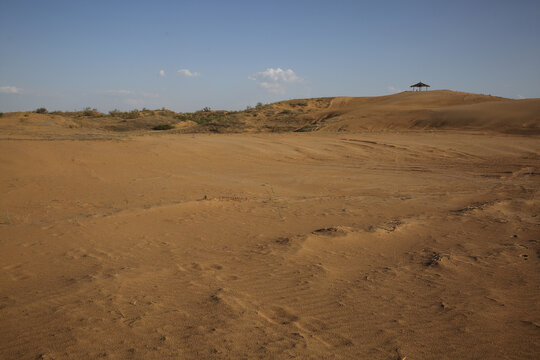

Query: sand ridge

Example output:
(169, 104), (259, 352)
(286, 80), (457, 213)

(1, 90), (539, 136)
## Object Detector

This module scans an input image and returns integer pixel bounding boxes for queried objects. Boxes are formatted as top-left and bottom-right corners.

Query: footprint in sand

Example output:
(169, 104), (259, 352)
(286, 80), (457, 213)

(258, 306), (299, 325)
(190, 263), (224, 271)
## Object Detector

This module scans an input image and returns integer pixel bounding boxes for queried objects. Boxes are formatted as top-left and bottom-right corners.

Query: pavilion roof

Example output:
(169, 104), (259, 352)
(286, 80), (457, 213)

(410, 82), (430, 88)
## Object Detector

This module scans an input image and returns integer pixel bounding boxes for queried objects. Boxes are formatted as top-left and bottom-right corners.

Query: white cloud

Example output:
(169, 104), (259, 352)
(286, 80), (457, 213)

(177, 69), (200, 77)
(516, 94), (525, 99)
(102, 89), (134, 95)
(387, 85), (401, 93)
(0, 86), (22, 94)
(249, 68), (301, 83)
(159, 70), (165, 77)
(249, 68), (302, 94)
(259, 82), (285, 94)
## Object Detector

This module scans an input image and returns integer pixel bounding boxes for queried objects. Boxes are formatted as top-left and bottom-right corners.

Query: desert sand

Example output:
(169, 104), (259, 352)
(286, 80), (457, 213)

(1, 91), (539, 359)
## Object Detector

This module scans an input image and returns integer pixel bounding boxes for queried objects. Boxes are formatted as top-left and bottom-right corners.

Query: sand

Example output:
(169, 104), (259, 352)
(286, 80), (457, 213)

(1, 94), (539, 359)
(2, 90), (539, 135)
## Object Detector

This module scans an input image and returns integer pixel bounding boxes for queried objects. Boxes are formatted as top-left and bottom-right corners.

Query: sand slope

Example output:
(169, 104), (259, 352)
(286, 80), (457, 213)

(1, 131), (539, 359)
(2, 90), (539, 135)
(299, 91), (540, 134)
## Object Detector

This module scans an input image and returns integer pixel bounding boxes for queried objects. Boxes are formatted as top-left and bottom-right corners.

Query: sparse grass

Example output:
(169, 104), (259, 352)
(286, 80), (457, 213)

(82, 107), (101, 117)
(177, 111), (235, 125)
(294, 124), (317, 132)
(289, 100), (308, 107)
(13, 97), (328, 134)
(109, 109), (140, 119)
(152, 124), (175, 130)
(53, 108), (103, 117)
(109, 109), (122, 117)
(123, 110), (140, 119)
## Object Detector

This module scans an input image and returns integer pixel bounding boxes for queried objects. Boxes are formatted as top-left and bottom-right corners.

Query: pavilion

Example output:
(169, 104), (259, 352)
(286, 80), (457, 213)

(410, 82), (430, 91)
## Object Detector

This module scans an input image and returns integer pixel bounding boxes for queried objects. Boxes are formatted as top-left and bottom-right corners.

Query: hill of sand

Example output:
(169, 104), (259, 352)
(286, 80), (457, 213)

(1, 91), (539, 359)
(1, 90), (539, 136)
(305, 91), (540, 134)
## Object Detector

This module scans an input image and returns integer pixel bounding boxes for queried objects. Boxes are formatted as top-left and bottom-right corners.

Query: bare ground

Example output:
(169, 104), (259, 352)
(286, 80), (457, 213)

(1, 130), (539, 359)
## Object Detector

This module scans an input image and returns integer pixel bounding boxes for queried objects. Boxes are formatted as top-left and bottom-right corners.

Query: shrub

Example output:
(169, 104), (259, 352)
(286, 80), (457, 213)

(201, 106), (211, 112)
(35, 107), (48, 114)
(109, 109), (139, 119)
(279, 109), (292, 114)
(290, 100), (308, 107)
(82, 107), (100, 116)
(123, 109), (139, 119)
(0, 112), (3, 117)
(176, 111), (233, 125)
(256, 102), (264, 108)
(153, 124), (174, 130)
(109, 109), (121, 117)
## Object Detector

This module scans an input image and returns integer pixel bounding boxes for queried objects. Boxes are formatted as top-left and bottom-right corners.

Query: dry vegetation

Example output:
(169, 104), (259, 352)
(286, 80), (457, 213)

(1, 91), (539, 138)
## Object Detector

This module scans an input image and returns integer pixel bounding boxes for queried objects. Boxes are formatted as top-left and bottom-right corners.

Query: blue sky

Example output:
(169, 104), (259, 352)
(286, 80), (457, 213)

(1, 0), (539, 112)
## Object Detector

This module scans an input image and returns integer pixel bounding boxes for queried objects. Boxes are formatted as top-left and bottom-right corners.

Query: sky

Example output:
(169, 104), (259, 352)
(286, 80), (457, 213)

(1, 0), (539, 112)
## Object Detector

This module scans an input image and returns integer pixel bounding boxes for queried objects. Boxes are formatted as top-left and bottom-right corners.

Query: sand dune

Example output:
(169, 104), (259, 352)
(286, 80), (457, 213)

(300, 91), (540, 133)
(1, 92), (539, 359)
(1, 90), (539, 136)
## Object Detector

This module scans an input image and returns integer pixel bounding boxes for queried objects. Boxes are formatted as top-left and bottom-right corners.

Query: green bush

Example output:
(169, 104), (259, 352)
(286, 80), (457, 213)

(176, 111), (234, 125)
(82, 107), (100, 116)
(109, 109), (140, 119)
(35, 107), (48, 114)
(123, 110), (139, 119)
(109, 109), (121, 117)
(152, 124), (175, 130)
